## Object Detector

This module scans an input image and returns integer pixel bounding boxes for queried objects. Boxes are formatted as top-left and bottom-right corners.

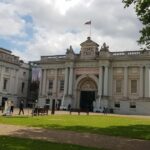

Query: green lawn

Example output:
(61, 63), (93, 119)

(0, 136), (103, 150)
(0, 115), (150, 140)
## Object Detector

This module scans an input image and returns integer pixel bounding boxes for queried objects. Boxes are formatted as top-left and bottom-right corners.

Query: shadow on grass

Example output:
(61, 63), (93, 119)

(2, 116), (29, 119)
(2, 125), (150, 150)
(0, 136), (102, 150)
(30, 124), (150, 140)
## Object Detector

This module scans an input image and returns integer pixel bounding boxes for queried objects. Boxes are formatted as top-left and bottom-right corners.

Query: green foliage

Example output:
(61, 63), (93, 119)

(0, 136), (102, 150)
(122, 0), (150, 49)
(0, 115), (150, 140)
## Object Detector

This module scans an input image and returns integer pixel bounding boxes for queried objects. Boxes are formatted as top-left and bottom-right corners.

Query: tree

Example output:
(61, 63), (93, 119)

(122, 0), (150, 49)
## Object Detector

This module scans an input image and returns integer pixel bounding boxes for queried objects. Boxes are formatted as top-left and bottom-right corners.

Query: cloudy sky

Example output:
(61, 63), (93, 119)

(0, 0), (142, 62)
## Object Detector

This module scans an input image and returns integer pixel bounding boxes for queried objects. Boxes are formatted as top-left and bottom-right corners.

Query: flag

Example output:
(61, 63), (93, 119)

(84, 21), (91, 25)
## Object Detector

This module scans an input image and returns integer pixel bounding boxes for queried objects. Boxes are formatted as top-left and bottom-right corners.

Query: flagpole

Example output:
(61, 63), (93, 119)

(84, 20), (92, 38)
(90, 22), (91, 37)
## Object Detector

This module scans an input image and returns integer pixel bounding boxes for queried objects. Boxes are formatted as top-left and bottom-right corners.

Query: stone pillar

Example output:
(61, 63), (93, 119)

(54, 69), (58, 98)
(109, 67), (113, 97)
(42, 69), (47, 96)
(98, 66), (103, 96)
(0, 67), (4, 92)
(123, 66), (128, 97)
(145, 66), (149, 97)
(39, 69), (43, 96)
(9, 69), (14, 94)
(68, 67), (73, 95)
(15, 69), (19, 95)
(104, 66), (108, 96)
(64, 67), (69, 96)
(139, 66), (144, 97)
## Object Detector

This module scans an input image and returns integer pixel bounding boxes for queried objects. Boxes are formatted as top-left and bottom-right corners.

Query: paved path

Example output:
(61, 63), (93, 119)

(0, 124), (150, 150)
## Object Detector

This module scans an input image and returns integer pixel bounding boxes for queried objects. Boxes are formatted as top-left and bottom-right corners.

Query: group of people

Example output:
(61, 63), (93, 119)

(1, 100), (24, 116)
(1, 100), (14, 116)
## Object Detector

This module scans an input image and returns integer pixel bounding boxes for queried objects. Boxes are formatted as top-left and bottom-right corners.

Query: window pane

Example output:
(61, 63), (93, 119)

(60, 80), (64, 91)
(130, 102), (136, 108)
(3, 79), (7, 90)
(49, 80), (53, 89)
(131, 80), (137, 93)
(21, 82), (25, 93)
(116, 80), (122, 93)
(114, 102), (120, 108)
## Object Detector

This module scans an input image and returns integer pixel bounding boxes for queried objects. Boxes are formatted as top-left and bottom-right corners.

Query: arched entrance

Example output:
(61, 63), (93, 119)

(77, 77), (98, 111)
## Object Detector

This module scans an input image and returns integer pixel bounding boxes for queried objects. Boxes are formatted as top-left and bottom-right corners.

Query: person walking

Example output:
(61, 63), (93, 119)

(18, 100), (24, 115)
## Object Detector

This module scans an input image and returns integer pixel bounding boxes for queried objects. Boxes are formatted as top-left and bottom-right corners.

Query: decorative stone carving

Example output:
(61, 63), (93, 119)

(80, 80), (96, 91)
(66, 45), (75, 59)
(80, 37), (99, 58)
(66, 45), (74, 55)
(100, 43), (109, 52)
(75, 68), (99, 75)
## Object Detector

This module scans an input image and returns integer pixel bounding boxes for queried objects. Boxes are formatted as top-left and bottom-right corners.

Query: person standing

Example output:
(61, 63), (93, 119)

(10, 101), (14, 115)
(1, 99), (5, 113)
(18, 100), (24, 115)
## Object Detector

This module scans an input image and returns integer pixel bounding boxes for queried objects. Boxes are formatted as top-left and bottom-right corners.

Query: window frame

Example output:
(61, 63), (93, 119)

(115, 80), (122, 93)
(60, 80), (64, 91)
(131, 80), (137, 94)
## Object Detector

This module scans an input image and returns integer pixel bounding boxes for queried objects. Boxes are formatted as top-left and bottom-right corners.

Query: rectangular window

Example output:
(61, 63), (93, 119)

(131, 80), (137, 93)
(21, 82), (25, 93)
(60, 80), (64, 91)
(48, 80), (53, 89)
(23, 72), (26, 76)
(5, 67), (9, 73)
(46, 99), (50, 104)
(114, 102), (120, 108)
(3, 79), (8, 90)
(130, 102), (136, 108)
(116, 80), (122, 93)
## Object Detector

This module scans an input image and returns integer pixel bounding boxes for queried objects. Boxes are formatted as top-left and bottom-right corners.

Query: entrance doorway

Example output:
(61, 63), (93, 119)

(80, 91), (95, 111)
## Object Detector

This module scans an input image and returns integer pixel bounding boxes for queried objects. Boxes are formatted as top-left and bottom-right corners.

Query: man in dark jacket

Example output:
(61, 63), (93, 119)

(18, 100), (24, 115)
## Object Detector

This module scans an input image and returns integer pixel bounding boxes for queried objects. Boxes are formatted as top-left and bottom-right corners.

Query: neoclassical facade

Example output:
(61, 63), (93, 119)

(0, 48), (29, 106)
(35, 37), (150, 115)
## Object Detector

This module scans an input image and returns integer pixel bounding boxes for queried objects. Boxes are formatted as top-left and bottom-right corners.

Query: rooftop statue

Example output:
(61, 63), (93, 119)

(66, 45), (74, 55)
(100, 42), (109, 52)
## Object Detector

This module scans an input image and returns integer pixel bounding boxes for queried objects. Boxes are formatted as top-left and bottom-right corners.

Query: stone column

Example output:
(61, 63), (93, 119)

(39, 69), (43, 96)
(104, 66), (108, 96)
(9, 69), (14, 94)
(123, 66), (128, 97)
(68, 67), (73, 95)
(54, 69), (58, 98)
(145, 66), (149, 97)
(42, 69), (47, 96)
(139, 66), (144, 97)
(15, 69), (19, 95)
(64, 67), (69, 96)
(96, 66), (103, 109)
(0, 67), (4, 92)
(98, 66), (103, 96)
(109, 67), (113, 97)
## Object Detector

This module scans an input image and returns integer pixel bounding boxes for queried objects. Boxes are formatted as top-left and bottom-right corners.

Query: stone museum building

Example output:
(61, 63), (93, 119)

(0, 48), (29, 106)
(34, 37), (150, 115)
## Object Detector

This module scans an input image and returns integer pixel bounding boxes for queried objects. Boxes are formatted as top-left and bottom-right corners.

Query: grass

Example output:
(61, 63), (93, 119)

(0, 115), (150, 140)
(0, 136), (103, 150)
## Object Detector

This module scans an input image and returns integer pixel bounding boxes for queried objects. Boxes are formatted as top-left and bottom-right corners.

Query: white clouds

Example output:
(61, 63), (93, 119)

(0, 0), (142, 62)
(0, 2), (25, 36)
